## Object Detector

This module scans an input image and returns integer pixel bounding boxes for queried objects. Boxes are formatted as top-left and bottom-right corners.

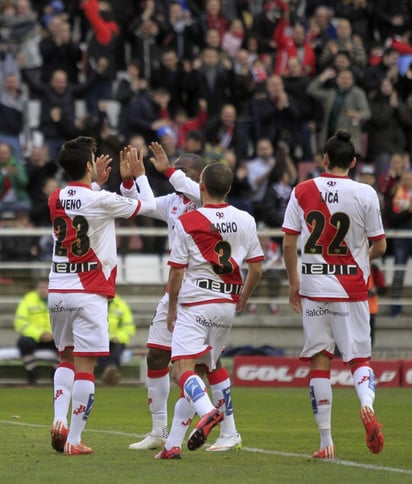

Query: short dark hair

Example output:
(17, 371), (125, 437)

(201, 161), (233, 197)
(174, 153), (205, 172)
(324, 129), (355, 169)
(58, 136), (97, 180)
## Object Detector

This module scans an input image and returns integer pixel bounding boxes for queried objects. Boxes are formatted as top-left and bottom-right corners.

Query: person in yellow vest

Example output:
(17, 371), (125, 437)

(14, 278), (58, 385)
(98, 294), (135, 385)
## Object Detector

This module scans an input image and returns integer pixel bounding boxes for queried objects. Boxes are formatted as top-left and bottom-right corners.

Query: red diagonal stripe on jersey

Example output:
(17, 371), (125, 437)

(179, 210), (242, 285)
(295, 180), (365, 297)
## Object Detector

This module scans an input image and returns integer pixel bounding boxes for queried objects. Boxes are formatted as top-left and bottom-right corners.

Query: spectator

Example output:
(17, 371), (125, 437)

(318, 18), (367, 71)
(306, 150), (326, 179)
(157, 0), (200, 61)
(0, 0), (42, 75)
(373, 0), (412, 43)
(125, 87), (171, 145)
(225, 148), (253, 214)
(191, 46), (235, 118)
(113, 59), (147, 142)
(1, 208), (39, 262)
(307, 68), (371, 156)
(251, 0), (283, 57)
(274, 22), (317, 77)
(333, 0), (373, 50)
(246, 137), (277, 222)
(0, 141), (31, 214)
(150, 47), (193, 117)
(0, 71), (29, 162)
(97, 294), (136, 386)
(199, 0), (228, 44)
(13, 278), (58, 385)
(174, 99), (208, 150)
(22, 68), (98, 161)
(221, 17), (245, 59)
(156, 125), (181, 164)
(204, 103), (245, 161)
(283, 56), (320, 160)
(182, 129), (206, 157)
(81, 0), (120, 116)
(366, 77), (410, 177)
(128, 17), (160, 83)
(250, 74), (302, 158)
(25, 143), (59, 202)
(39, 15), (82, 84)
(385, 168), (412, 317)
(362, 47), (400, 99)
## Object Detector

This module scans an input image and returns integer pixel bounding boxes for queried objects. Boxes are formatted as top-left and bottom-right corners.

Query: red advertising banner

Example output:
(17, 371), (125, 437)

(232, 356), (402, 388)
(400, 360), (412, 387)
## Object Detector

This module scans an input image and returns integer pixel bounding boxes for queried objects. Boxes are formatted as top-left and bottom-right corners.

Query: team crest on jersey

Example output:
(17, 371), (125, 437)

(67, 189), (76, 196)
(216, 211), (224, 218)
(327, 180), (336, 187)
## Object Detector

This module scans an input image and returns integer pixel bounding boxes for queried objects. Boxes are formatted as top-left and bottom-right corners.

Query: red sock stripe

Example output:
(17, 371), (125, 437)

(350, 360), (370, 374)
(207, 367), (229, 385)
(310, 369), (330, 379)
(178, 370), (197, 390)
(58, 362), (75, 372)
(74, 372), (95, 382)
(147, 367), (170, 379)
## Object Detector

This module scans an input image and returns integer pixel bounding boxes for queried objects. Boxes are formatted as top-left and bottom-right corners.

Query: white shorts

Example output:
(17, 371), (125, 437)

(146, 293), (173, 351)
(300, 299), (371, 363)
(49, 292), (109, 356)
(171, 302), (236, 371)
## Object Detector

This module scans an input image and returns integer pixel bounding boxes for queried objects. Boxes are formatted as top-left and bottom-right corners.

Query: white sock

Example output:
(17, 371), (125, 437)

(164, 396), (195, 450)
(352, 364), (376, 409)
(53, 363), (75, 427)
(147, 368), (170, 438)
(181, 371), (214, 417)
(67, 373), (95, 445)
(208, 368), (237, 437)
(310, 370), (333, 449)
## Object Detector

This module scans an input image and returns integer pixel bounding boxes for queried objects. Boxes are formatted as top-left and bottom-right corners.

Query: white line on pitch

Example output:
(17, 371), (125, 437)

(1, 420), (411, 476)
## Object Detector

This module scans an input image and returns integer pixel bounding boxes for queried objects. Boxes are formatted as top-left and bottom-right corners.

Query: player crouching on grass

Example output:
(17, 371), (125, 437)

(282, 129), (386, 459)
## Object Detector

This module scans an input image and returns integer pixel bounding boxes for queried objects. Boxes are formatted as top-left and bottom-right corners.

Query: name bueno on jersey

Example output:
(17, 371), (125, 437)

(282, 176), (385, 301)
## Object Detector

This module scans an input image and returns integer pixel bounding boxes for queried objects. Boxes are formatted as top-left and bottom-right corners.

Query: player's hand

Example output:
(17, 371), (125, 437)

(288, 284), (302, 313)
(40, 331), (53, 342)
(120, 146), (133, 180)
(149, 141), (170, 173)
(95, 154), (112, 186)
(167, 309), (176, 332)
(235, 293), (248, 314)
(128, 146), (146, 178)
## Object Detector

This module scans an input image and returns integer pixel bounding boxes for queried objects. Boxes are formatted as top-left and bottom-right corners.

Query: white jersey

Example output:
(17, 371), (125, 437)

(282, 174), (385, 301)
(169, 203), (264, 305)
(48, 176), (155, 298)
(122, 168), (201, 249)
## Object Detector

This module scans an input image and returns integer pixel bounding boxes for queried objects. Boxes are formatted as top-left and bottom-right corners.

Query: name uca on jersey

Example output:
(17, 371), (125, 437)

(210, 212), (238, 234)
(319, 189), (339, 204)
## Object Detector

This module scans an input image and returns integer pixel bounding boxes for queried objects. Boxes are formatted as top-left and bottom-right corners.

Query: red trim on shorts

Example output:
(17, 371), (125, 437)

(147, 368), (169, 379)
(179, 370), (197, 390)
(350, 359), (370, 374)
(73, 351), (109, 356)
(75, 372), (95, 382)
(310, 369), (330, 379)
(58, 346), (74, 356)
(146, 343), (171, 351)
(57, 362), (75, 372)
(207, 367), (229, 385)
(300, 349), (334, 362)
(171, 346), (212, 363)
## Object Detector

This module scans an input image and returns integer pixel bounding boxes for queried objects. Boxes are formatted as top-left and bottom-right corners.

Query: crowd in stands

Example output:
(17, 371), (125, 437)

(0, 0), (412, 312)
